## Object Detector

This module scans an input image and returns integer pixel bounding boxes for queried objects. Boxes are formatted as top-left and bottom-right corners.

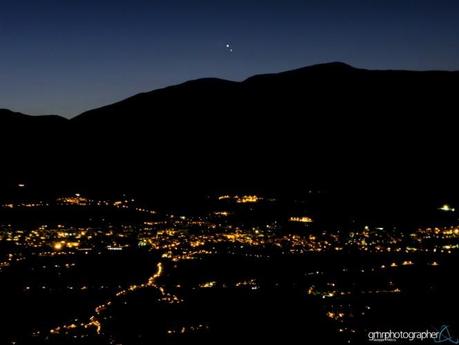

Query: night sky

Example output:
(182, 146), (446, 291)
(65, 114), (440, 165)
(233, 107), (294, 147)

(1, 0), (458, 118)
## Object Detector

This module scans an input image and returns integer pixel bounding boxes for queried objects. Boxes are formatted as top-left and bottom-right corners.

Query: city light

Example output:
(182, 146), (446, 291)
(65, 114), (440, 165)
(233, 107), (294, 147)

(289, 216), (313, 223)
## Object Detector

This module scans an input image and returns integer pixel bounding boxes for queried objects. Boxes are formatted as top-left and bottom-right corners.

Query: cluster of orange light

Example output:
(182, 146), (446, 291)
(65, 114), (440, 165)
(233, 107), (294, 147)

(289, 216), (313, 223)
(217, 194), (261, 203)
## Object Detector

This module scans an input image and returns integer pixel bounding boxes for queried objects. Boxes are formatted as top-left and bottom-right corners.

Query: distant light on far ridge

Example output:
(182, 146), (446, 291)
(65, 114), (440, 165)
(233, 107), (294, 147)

(439, 204), (455, 212)
(289, 216), (313, 223)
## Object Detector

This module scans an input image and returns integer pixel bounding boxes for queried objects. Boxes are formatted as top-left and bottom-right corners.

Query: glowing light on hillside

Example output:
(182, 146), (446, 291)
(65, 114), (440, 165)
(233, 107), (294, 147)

(289, 216), (313, 223)
(439, 204), (455, 212)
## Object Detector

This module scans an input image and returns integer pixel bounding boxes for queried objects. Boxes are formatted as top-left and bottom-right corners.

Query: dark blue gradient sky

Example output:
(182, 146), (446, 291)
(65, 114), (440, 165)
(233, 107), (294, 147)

(1, 0), (458, 117)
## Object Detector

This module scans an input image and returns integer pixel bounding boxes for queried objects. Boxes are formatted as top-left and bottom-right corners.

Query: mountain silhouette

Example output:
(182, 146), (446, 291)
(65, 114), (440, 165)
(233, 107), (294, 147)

(1, 62), (458, 203)
(0, 109), (67, 126)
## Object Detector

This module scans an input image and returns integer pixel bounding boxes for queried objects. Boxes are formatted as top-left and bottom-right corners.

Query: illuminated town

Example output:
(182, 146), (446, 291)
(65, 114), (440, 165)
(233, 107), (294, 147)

(2, 0), (459, 341)
(1, 190), (458, 344)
